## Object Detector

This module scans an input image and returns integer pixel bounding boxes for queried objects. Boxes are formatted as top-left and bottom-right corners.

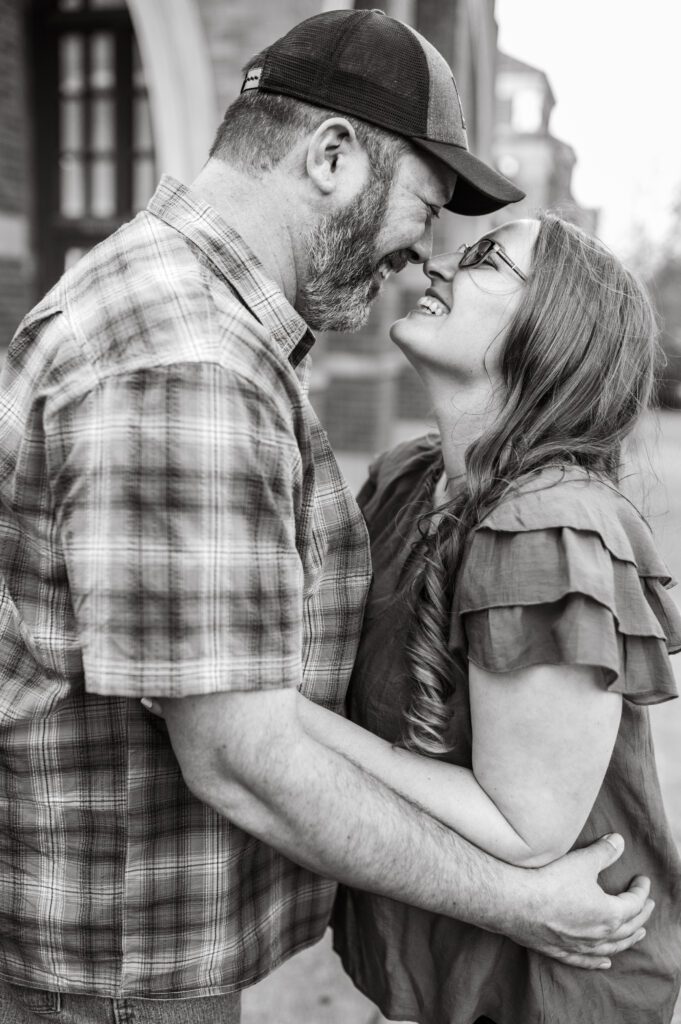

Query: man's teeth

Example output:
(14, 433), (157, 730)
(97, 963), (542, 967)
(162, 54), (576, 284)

(417, 295), (449, 316)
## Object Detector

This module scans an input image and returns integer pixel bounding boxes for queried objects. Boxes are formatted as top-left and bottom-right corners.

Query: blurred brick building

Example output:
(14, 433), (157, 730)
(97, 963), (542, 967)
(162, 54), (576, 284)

(492, 51), (597, 232)
(0, 0), (586, 455)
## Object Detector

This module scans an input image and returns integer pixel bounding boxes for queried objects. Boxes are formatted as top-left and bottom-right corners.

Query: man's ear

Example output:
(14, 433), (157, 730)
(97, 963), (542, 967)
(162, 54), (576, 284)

(305, 117), (363, 196)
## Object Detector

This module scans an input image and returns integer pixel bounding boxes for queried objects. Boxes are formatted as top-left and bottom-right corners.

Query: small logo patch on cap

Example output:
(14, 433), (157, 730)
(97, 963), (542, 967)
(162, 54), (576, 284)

(241, 67), (262, 93)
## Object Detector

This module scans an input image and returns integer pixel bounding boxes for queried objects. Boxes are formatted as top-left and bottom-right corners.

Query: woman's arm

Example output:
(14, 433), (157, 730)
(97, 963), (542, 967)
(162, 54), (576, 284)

(297, 663), (622, 867)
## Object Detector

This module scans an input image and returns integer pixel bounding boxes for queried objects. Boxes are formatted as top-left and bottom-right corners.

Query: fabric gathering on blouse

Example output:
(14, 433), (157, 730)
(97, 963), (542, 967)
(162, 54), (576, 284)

(332, 435), (681, 1024)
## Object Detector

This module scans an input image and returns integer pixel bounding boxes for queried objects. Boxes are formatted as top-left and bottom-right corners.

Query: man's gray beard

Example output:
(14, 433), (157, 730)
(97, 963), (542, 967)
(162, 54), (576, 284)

(297, 177), (392, 333)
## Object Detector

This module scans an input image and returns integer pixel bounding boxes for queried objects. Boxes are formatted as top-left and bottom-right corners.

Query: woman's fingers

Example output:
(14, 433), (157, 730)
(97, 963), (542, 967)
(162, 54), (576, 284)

(141, 698), (164, 717)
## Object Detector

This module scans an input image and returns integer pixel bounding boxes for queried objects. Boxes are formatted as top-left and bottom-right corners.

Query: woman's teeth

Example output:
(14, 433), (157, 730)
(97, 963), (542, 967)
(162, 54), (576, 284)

(416, 295), (449, 316)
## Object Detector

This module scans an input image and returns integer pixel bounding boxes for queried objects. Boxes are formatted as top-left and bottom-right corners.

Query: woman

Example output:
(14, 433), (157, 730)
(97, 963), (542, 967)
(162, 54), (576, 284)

(297, 215), (681, 1023)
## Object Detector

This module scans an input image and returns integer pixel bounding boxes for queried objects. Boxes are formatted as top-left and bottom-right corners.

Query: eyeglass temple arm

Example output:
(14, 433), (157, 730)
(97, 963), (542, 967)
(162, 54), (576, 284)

(492, 242), (527, 281)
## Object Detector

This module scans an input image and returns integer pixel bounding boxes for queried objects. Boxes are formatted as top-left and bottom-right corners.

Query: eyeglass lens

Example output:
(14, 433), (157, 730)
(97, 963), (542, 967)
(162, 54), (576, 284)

(459, 239), (495, 267)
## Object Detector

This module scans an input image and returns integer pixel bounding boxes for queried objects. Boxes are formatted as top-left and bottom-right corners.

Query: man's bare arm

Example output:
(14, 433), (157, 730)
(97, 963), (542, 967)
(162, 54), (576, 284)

(158, 687), (652, 969)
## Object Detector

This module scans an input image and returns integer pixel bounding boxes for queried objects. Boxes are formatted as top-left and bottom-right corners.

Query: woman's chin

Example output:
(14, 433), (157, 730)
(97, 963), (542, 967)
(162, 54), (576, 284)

(389, 313), (424, 349)
(389, 313), (443, 368)
(386, 321), (428, 379)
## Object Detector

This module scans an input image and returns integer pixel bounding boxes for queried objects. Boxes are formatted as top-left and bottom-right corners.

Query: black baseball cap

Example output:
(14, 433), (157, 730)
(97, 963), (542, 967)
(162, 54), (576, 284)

(241, 8), (525, 216)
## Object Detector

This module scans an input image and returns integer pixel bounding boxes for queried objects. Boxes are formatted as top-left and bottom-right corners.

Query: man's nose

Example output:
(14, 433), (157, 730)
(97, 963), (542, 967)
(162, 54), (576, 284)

(406, 221), (434, 264)
(423, 250), (460, 281)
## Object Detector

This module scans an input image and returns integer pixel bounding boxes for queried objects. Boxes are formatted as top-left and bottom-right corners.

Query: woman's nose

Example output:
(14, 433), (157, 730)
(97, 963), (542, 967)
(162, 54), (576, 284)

(423, 250), (461, 281)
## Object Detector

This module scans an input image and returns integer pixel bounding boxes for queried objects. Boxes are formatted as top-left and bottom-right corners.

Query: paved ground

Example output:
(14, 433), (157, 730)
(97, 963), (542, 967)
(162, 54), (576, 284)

(242, 409), (681, 1024)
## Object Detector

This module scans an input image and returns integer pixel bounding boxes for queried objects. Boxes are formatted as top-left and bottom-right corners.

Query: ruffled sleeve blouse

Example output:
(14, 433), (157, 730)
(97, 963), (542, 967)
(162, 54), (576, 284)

(453, 464), (680, 702)
(332, 438), (681, 1024)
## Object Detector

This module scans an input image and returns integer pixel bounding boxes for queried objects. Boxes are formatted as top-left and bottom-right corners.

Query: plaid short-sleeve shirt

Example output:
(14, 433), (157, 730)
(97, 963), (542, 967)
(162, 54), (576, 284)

(0, 176), (372, 997)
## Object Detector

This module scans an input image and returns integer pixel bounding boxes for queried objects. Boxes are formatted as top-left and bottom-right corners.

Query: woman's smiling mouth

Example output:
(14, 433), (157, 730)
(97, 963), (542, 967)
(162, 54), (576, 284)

(415, 292), (450, 316)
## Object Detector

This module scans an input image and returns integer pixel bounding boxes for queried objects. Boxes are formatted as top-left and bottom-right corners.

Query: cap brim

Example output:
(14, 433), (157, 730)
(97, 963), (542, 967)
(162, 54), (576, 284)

(411, 138), (525, 216)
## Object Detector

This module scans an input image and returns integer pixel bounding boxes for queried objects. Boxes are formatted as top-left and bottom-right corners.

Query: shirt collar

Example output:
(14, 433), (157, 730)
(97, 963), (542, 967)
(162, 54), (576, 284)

(147, 175), (315, 371)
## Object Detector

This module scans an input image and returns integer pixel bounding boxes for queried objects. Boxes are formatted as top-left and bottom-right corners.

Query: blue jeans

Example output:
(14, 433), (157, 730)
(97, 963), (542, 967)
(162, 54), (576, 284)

(0, 981), (240, 1023)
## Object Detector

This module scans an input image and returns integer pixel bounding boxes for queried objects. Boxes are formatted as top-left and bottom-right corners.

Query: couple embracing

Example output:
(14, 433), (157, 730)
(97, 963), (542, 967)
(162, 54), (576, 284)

(0, 9), (679, 1024)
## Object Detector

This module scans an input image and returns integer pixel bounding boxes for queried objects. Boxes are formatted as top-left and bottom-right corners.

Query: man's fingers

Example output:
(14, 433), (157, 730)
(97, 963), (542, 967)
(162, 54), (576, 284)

(612, 874), (651, 916)
(549, 951), (613, 970)
(606, 897), (654, 943)
(579, 928), (647, 960)
(546, 925), (646, 970)
(585, 832), (625, 872)
(548, 913), (651, 960)
(550, 890), (654, 950)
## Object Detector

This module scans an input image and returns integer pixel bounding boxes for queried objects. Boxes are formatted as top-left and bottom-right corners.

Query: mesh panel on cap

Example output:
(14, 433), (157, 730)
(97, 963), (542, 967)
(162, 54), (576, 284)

(265, 11), (364, 96)
(260, 10), (430, 137)
(331, 13), (429, 135)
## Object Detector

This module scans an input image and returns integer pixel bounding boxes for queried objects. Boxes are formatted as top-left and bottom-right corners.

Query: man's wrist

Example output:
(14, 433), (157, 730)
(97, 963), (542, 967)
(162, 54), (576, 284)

(475, 860), (536, 936)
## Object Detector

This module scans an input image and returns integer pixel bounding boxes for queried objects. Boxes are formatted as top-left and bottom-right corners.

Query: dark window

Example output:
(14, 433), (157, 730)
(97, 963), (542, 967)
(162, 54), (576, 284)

(30, 0), (156, 294)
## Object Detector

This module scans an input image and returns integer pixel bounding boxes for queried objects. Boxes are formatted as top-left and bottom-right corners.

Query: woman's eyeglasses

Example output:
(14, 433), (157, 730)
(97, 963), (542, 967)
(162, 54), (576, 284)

(457, 239), (528, 283)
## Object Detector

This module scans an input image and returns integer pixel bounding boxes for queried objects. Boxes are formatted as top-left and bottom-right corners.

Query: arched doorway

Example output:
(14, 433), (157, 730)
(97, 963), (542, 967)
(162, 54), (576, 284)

(30, 0), (157, 294)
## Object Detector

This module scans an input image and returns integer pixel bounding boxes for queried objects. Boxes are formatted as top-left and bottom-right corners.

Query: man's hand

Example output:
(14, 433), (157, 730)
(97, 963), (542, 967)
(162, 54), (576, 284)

(510, 833), (653, 969)
(142, 695), (652, 968)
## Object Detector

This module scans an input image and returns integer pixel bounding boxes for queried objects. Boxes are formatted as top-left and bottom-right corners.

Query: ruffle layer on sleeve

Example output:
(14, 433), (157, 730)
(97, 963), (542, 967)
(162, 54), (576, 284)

(452, 471), (681, 705)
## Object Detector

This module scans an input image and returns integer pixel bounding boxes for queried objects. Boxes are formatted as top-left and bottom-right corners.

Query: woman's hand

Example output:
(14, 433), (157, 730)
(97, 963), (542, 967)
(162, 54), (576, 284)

(141, 697), (163, 716)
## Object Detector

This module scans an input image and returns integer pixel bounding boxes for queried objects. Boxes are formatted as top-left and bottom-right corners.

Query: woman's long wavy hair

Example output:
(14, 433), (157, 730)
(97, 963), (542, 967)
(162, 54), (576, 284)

(400, 213), (659, 756)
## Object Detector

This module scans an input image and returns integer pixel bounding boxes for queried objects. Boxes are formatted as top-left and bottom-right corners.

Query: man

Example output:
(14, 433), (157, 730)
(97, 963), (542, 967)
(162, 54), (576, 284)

(0, 9), (651, 1023)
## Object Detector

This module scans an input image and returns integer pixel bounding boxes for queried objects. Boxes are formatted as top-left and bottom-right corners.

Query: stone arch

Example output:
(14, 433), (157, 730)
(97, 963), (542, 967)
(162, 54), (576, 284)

(126, 0), (220, 182)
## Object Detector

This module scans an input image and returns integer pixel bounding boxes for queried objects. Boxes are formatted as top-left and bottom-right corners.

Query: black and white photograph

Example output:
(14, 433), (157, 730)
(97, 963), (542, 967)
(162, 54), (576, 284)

(0, 1), (680, 1022)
